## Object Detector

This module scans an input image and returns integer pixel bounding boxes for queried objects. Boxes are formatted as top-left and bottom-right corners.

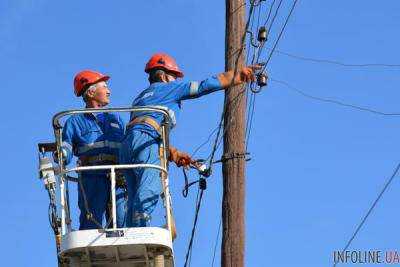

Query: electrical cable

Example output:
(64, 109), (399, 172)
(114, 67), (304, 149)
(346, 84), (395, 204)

(206, 86), (248, 162)
(245, 0), (298, 147)
(245, 88), (255, 147)
(245, 0), (277, 149)
(244, 0), (259, 149)
(245, 91), (257, 149)
(187, 188), (200, 267)
(186, 1), (400, 266)
(264, 0), (276, 27)
(333, 162), (400, 267)
(272, 49), (400, 68)
(265, 0), (284, 30)
(191, 126), (220, 158)
(186, 2), (273, 263)
(255, 0), (262, 31)
(245, 2), (262, 151)
(207, 1), (257, 168)
(211, 217), (222, 267)
(262, 0), (299, 71)
(271, 78), (400, 116)
(194, 0), (270, 166)
(183, 181), (206, 267)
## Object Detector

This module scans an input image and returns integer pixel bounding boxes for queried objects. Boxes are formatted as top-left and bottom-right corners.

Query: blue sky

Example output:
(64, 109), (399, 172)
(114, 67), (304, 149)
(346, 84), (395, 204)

(1, 0), (400, 266)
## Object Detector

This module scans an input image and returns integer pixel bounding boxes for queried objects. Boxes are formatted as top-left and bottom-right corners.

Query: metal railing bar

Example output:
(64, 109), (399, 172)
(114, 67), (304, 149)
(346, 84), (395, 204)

(52, 106), (171, 129)
(62, 164), (167, 176)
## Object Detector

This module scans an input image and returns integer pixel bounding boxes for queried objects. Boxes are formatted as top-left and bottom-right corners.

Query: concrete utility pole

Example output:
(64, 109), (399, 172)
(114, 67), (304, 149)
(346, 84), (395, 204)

(222, 0), (246, 266)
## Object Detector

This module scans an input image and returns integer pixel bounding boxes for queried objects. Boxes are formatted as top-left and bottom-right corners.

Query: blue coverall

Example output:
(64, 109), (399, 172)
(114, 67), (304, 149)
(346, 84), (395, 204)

(119, 77), (223, 227)
(62, 112), (126, 230)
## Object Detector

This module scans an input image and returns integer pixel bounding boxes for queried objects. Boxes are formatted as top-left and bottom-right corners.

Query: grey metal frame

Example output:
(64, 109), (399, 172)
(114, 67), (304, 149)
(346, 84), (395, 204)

(51, 106), (172, 236)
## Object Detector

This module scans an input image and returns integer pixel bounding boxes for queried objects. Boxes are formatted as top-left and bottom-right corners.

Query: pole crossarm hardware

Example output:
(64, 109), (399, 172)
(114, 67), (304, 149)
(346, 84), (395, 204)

(215, 152), (251, 164)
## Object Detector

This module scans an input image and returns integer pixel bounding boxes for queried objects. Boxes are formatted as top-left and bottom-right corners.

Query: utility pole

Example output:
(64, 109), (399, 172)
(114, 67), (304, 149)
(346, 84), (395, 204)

(222, 0), (246, 266)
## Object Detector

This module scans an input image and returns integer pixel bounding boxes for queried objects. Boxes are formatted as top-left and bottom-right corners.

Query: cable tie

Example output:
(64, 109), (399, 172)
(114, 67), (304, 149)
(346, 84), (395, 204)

(213, 152), (251, 164)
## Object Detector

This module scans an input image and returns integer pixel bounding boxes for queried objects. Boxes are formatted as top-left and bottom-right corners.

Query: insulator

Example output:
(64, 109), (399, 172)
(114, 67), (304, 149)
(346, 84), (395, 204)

(258, 26), (268, 42)
(257, 72), (268, 87)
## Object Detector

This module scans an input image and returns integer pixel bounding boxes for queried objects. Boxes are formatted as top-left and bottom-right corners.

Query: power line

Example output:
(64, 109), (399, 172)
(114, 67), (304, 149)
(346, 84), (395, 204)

(191, 9), (256, 160)
(245, 90), (257, 149)
(186, 4), (260, 265)
(245, 2), (263, 150)
(264, 0), (283, 30)
(244, 0), (298, 149)
(263, 0), (299, 70)
(211, 217), (222, 267)
(271, 78), (400, 116)
(333, 162), (400, 267)
(255, 0), (262, 30)
(206, 86), (248, 162)
(207, 1), (257, 167)
(191, 126), (220, 158)
(264, 0), (276, 27)
(184, 186), (204, 267)
(272, 49), (400, 68)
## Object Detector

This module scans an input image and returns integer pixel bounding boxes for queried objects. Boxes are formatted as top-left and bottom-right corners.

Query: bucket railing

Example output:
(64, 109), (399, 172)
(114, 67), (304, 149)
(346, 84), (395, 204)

(51, 106), (173, 237)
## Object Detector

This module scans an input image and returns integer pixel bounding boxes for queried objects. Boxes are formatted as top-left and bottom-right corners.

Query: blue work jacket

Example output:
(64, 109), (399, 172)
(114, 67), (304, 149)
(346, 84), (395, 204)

(128, 76), (223, 138)
(61, 112), (125, 169)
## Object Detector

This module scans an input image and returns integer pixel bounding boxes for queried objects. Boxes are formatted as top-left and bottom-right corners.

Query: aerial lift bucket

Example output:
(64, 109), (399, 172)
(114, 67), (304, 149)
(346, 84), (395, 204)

(38, 107), (175, 267)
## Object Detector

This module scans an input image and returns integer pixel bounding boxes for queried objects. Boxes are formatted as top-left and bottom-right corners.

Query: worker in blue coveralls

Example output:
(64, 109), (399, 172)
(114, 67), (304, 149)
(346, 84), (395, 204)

(56, 70), (126, 230)
(119, 53), (260, 227)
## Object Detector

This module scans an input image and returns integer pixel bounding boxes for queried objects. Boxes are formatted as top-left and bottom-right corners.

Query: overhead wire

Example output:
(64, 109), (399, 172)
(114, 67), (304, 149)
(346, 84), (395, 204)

(185, 2), (261, 266)
(211, 217), (222, 267)
(333, 162), (400, 267)
(264, 0), (276, 27)
(191, 126), (220, 158)
(264, 0), (284, 30)
(262, 0), (299, 70)
(206, 0), (257, 168)
(184, 181), (206, 267)
(191, 86), (251, 159)
(207, 0), (294, 157)
(188, 1), (400, 265)
(193, 0), (282, 163)
(187, 0), (300, 263)
(205, 1), (269, 224)
(246, 0), (299, 147)
(245, 92), (257, 149)
(272, 49), (400, 68)
(245, 2), (262, 149)
(271, 78), (400, 116)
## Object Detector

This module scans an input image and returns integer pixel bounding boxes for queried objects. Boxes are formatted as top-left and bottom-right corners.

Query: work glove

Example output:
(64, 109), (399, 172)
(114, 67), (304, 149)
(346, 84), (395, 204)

(169, 147), (192, 168)
(217, 64), (262, 88)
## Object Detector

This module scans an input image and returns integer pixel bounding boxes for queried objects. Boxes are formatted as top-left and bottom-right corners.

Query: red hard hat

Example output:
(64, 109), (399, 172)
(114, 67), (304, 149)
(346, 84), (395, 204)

(145, 53), (184, 78)
(73, 70), (110, 97)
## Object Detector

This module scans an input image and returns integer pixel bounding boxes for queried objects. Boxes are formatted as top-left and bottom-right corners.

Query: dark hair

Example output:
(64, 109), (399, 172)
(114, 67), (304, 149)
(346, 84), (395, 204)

(148, 68), (166, 84)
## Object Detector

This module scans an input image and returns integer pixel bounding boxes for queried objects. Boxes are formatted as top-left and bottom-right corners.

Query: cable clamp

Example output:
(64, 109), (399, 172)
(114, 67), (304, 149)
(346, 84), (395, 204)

(199, 178), (207, 190)
(214, 152), (251, 164)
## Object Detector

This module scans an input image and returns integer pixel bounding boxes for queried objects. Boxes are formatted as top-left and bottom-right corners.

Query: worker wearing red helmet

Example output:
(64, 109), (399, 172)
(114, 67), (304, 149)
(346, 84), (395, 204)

(57, 70), (127, 229)
(119, 53), (260, 227)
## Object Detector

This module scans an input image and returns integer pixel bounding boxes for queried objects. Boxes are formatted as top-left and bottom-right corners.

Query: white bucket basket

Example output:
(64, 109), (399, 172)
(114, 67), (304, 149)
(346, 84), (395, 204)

(39, 107), (175, 267)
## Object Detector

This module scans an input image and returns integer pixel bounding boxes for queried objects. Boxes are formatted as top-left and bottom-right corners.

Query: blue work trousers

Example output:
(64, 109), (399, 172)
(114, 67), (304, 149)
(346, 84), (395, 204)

(119, 130), (162, 227)
(78, 173), (126, 230)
